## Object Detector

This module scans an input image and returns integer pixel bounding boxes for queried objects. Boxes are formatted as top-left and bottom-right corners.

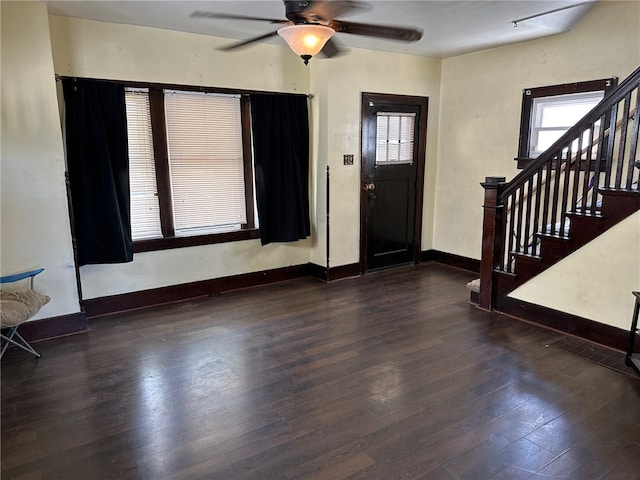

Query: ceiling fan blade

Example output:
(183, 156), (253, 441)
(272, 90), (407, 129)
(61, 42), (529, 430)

(319, 37), (342, 58)
(191, 11), (290, 25)
(218, 30), (281, 51)
(301, 1), (368, 23)
(328, 19), (422, 42)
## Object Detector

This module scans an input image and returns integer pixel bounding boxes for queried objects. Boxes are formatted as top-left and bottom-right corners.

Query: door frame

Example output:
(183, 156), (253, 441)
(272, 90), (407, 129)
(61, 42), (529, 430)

(359, 92), (429, 274)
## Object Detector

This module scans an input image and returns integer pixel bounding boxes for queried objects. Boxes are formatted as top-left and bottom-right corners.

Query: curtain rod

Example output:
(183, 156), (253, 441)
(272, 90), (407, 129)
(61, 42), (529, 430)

(55, 74), (312, 99)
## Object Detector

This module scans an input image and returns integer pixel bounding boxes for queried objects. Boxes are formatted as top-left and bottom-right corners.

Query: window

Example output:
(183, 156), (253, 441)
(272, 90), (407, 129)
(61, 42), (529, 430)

(125, 88), (162, 240)
(124, 85), (257, 250)
(164, 90), (247, 235)
(376, 112), (416, 165)
(517, 78), (617, 166)
(529, 91), (604, 156)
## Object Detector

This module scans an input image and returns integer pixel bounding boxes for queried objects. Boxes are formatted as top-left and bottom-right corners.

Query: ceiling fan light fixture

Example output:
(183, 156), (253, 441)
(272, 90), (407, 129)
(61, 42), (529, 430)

(277, 24), (335, 65)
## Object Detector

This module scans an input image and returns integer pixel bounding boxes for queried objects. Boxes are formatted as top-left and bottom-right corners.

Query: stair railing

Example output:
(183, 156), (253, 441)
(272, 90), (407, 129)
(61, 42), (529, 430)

(479, 66), (640, 310)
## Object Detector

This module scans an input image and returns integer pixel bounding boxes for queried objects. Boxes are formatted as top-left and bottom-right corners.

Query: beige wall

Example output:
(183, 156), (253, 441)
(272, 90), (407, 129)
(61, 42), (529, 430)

(49, 16), (310, 93)
(436, 0), (640, 260)
(510, 212), (640, 331)
(309, 52), (442, 267)
(1, 2), (79, 318)
(435, 0), (640, 330)
(47, 14), (440, 298)
(48, 16), (315, 299)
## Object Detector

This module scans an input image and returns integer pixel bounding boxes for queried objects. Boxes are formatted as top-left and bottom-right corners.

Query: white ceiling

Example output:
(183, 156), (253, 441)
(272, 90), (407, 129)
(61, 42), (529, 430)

(45, 0), (596, 59)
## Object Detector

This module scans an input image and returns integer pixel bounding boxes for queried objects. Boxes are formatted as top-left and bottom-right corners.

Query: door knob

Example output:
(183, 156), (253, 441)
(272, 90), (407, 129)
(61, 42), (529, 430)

(363, 182), (376, 191)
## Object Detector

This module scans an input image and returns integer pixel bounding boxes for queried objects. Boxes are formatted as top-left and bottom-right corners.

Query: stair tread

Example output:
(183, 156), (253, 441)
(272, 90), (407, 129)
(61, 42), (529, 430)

(493, 269), (517, 278)
(571, 206), (602, 213)
(511, 251), (542, 261)
(566, 210), (604, 218)
(535, 232), (570, 240)
(599, 187), (640, 196)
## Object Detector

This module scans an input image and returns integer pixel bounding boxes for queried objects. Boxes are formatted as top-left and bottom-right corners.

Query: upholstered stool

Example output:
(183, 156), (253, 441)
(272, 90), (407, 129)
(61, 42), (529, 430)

(1, 268), (50, 359)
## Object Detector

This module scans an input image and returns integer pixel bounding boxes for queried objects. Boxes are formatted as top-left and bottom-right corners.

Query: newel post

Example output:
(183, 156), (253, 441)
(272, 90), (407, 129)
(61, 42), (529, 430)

(479, 176), (507, 311)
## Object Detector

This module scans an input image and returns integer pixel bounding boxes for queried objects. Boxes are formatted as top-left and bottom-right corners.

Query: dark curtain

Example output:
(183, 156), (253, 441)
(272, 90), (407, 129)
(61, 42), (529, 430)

(250, 94), (311, 246)
(62, 78), (133, 265)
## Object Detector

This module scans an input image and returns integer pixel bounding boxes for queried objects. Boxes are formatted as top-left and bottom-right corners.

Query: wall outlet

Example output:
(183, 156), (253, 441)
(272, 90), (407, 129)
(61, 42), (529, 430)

(343, 154), (354, 165)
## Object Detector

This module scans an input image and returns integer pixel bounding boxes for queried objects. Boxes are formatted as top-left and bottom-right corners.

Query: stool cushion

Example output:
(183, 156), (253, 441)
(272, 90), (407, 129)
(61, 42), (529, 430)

(1, 290), (50, 328)
(466, 278), (480, 294)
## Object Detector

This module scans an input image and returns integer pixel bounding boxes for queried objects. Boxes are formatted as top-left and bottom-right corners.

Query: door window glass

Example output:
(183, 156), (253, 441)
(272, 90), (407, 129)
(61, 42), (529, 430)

(376, 112), (415, 165)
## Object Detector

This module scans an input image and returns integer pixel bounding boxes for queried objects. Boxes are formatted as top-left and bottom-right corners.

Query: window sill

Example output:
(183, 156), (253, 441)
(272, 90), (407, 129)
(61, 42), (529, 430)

(515, 156), (535, 169)
(133, 228), (260, 253)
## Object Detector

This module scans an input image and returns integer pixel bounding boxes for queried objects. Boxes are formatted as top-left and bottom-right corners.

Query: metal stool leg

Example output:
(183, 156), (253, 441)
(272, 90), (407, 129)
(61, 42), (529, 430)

(1, 326), (41, 359)
(625, 292), (640, 376)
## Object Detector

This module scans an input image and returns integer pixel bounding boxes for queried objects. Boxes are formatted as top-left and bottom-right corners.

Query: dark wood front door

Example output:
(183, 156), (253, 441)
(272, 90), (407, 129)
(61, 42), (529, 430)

(360, 93), (428, 272)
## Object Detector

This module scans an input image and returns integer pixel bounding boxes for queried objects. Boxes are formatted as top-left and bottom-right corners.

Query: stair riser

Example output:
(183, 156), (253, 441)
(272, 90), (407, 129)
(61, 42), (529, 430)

(600, 193), (640, 221)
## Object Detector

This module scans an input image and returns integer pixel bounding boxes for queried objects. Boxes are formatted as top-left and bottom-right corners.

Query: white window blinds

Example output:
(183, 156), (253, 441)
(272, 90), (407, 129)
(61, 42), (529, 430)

(164, 90), (247, 234)
(125, 88), (163, 240)
(376, 112), (416, 165)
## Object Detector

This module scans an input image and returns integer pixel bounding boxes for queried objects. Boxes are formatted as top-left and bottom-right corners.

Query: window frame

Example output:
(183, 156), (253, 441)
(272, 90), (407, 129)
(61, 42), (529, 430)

(516, 77), (617, 168)
(123, 82), (260, 253)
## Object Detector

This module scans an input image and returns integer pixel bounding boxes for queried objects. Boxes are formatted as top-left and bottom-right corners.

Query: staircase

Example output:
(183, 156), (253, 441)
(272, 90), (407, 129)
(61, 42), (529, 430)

(477, 66), (640, 338)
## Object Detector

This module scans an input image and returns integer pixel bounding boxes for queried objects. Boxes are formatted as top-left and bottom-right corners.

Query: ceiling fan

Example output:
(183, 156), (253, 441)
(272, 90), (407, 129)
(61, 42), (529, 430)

(191, 0), (423, 65)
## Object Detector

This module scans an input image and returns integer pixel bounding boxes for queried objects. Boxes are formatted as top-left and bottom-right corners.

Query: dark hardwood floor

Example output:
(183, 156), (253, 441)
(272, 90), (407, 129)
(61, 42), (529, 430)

(2, 263), (640, 479)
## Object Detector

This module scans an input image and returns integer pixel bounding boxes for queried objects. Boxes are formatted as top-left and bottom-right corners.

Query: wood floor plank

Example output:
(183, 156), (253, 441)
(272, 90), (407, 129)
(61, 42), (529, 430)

(2, 263), (640, 479)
